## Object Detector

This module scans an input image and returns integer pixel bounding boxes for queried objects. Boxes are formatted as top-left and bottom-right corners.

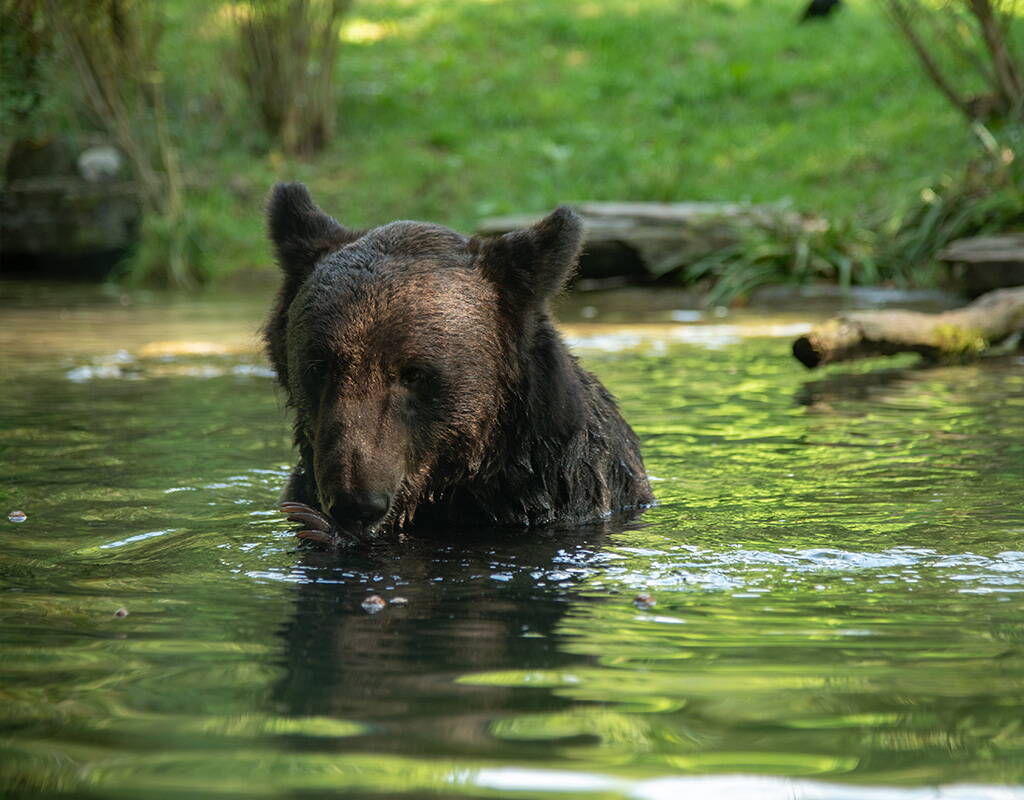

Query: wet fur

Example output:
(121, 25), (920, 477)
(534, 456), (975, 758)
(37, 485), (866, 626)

(263, 182), (653, 543)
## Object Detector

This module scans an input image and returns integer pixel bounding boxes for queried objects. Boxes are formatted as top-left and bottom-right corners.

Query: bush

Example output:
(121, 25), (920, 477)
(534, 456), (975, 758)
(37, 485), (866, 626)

(41, 0), (196, 286)
(233, 0), (352, 156)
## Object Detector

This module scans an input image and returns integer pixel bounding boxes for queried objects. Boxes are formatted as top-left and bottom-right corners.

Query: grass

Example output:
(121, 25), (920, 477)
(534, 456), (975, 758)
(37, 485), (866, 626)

(10, 0), (1013, 283)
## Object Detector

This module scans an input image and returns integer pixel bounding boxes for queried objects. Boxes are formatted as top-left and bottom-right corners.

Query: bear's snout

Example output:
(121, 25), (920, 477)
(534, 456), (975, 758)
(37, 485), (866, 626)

(324, 490), (392, 528)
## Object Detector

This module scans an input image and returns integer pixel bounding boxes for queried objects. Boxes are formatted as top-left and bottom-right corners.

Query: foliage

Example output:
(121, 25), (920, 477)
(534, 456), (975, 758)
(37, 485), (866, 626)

(233, 0), (352, 156)
(0, 1), (53, 130)
(35, 0), (197, 286)
(186, 0), (982, 282)
(881, 0), (1023, 123)
(684, 211), (881, 306)
(685, 126), (1022, 305)
(880, 123), (1023, 267)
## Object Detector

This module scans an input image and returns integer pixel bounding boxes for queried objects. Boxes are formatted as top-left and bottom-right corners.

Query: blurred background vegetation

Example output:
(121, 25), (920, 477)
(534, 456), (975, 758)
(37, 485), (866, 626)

(1, 0), (1021, 296)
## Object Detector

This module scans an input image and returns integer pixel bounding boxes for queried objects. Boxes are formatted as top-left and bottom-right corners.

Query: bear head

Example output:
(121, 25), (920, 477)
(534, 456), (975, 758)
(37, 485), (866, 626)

(263, 182), (583, 539)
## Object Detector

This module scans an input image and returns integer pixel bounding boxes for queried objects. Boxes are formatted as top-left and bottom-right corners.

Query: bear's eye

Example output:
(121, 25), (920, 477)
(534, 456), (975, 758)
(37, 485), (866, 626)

(302, 360), (328, 387)
(300, 359), (337, 406)
(399, 366), (430, 389)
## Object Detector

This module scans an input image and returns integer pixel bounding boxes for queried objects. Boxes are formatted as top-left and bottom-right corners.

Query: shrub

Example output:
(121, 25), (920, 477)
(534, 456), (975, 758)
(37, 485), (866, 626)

(233, 0), (352, 156)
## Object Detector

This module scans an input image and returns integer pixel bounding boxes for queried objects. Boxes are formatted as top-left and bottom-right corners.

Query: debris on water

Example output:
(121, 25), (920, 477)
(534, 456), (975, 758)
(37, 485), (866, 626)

(390, 596), (409, 606)
(634, 593), (657, 610)
(114, 607), (129, 618)
(361, 595), (387, 614)
(8, 510), (27, 523)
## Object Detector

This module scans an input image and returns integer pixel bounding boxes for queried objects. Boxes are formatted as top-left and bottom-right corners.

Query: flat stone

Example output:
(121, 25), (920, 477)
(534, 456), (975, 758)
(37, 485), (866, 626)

(478, 201), (790, 284)
(938, 234), (1024, 297)
(938, 234), (1024, 264)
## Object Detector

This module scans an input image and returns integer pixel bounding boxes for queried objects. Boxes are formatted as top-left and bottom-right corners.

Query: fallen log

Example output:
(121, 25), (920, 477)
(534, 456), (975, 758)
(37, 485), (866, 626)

(792, 286), (1024, 368)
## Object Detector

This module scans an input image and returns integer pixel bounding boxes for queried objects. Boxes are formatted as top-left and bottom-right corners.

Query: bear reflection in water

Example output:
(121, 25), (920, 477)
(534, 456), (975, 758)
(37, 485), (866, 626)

(262, 183), (653, 547)
(274, 520), (633, 754)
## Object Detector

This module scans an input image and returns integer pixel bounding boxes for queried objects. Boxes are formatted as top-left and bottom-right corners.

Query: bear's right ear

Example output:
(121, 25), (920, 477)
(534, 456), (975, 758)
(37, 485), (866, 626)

(267, 182), (359, 277)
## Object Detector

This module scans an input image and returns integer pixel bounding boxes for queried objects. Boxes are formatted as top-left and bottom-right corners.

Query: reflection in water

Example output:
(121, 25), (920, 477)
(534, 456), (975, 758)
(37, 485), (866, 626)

(795, 364), (922, 409)
(1, 284), (1022, 798)
(276, 524), (619, 758)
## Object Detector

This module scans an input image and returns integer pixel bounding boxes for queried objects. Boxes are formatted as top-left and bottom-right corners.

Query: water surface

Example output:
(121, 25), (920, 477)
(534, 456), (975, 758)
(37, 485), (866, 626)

(1, 283), (1022, 799)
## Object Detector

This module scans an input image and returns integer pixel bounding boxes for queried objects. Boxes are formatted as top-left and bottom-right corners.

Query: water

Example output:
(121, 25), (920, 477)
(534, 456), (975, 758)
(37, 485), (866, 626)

(1, 283), (1022, 799)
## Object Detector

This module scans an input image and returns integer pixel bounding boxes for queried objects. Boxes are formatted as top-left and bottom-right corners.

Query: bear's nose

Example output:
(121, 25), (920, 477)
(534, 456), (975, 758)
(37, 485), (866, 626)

(327, 491), (391, 525)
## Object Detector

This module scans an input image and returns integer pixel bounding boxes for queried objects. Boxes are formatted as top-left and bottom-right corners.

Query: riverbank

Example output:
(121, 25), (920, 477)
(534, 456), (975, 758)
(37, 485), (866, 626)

(6, 0), (1016, 288)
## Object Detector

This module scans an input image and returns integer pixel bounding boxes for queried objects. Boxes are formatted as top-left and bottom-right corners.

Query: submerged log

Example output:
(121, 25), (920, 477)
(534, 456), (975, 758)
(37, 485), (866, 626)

(792, 286), (1024, 368)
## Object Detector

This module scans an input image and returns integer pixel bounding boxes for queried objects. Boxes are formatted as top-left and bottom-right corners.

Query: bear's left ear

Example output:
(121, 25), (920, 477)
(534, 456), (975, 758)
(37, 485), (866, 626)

(473, 206), (583, 306)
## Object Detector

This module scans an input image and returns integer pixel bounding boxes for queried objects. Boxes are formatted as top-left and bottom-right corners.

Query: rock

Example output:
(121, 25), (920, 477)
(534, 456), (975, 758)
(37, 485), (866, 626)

(78, 146), (124, 183)
(477, 202), (793, 285)
(938, 234), (1024, 297)
(0, 136), (142, 279)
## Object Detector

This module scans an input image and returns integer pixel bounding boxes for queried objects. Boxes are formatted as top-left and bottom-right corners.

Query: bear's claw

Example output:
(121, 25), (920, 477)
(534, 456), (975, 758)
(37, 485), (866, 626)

(283, 507), (333, 531)
(295, 529), (340, 546)
(281, 501), (372, 548)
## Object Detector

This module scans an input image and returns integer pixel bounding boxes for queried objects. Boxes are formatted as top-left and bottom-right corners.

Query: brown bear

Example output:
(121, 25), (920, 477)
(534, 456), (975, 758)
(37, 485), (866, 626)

(263, 183), (652, 547)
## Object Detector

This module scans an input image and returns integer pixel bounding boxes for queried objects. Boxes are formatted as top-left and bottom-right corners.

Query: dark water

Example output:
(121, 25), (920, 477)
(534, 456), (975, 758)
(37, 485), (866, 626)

(1, 284), (1022, 799)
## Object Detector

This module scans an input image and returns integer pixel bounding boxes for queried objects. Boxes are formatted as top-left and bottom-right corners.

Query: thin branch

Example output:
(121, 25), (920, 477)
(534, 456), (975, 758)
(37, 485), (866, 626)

(922, 3), (995, 88)
(968, 0), (1023, 114)
(883, 0), (973, 118)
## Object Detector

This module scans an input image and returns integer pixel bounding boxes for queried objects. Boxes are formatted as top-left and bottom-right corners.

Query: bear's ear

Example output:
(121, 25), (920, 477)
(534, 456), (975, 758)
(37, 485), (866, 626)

(267, 182), (359, 277)
(473, 206), (583, 306)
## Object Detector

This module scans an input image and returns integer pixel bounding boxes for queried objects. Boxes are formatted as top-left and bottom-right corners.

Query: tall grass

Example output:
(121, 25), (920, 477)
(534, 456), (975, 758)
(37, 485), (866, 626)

(685, 212), (881, 306)
(0, 0), (51, 129)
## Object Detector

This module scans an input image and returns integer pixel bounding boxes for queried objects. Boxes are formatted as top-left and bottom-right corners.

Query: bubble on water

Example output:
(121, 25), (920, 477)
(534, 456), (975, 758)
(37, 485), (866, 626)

(8, 510), (27, 523)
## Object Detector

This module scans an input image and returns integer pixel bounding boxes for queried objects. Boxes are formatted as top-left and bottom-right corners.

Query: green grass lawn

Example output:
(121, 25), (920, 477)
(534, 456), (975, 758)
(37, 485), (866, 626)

(154, 0), (988, 280)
